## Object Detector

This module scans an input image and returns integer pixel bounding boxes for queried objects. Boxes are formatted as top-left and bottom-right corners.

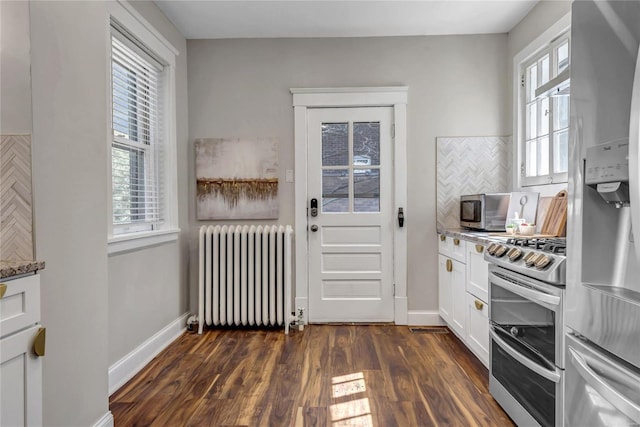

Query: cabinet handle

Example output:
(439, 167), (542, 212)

(446, 259), (453, 272)
(33, 327), (46, 357)
(474, 300), (484, 310)
(440, 235), (446, 242)
(453, 238), (460, 246)
(475, 245), (484, 253)
(0, 283), (6, 299)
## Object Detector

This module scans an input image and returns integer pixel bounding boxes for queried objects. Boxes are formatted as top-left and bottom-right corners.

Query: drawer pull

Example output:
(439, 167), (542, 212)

(439, 235), (446, 242)
(0, 283), (6, 299)
(33, 327), (46, 357)
(474, 300), (484, 310)
(475, 245), (484, 253)
(453, 238), (460, 246)
(446, 259), (453, 272)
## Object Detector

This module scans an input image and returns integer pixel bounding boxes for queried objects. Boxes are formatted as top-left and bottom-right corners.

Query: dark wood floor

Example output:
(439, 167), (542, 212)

(110, 325), (514, 426)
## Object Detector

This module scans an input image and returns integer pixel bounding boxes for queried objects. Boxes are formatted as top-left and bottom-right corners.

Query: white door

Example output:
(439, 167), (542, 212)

(307, 107), (394, 322)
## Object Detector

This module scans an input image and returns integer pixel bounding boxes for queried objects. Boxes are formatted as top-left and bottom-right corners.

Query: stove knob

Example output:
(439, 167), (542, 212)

(524, 252), (540, 266)
(535, 255), (553, 269)
(494, 245), (508, 257)
(507, 247), (523, 261)
(487, 243), (498, 255)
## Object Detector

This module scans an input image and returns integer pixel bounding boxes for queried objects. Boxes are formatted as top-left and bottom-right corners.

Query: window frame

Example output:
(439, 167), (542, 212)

(107, 2), (179, 255)
(513, 13), (571, 189)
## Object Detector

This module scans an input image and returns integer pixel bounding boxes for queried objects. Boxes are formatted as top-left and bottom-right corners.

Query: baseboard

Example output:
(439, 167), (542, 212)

(407, 310), (444, 326)
(108, 312), (189, 395)
(93, 411), (114, 427)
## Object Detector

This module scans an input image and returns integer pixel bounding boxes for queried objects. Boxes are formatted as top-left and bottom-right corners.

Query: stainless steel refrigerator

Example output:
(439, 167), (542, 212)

(566, 1), (640, 425)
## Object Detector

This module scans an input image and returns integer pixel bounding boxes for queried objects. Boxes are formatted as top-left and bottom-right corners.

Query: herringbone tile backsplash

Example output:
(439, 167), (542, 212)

(1, 135), (34, 260)
(436, 136), (511, 230)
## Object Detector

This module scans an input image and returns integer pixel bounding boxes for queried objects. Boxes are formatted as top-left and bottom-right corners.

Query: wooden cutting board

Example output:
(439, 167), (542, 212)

(540, 190), (568, 236)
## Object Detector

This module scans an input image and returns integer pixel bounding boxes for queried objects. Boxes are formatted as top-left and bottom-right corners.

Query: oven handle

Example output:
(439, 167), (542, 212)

(569, 347), (640, 424)
(490, 271), (560, 311)
(490, 329), (561, 383)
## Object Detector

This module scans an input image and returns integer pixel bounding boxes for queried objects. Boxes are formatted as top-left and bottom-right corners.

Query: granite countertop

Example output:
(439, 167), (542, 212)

(0, 260), (45, 280)
(437, 228), (509, 245)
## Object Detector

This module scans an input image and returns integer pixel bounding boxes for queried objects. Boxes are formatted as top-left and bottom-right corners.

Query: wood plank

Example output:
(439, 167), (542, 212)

(110, 326), (515, 426)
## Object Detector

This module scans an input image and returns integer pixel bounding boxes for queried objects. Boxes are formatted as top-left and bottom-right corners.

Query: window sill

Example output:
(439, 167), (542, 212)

(108, 228), (180, 256)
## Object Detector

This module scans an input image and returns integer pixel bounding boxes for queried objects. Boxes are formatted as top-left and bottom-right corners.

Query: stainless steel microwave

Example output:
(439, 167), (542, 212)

(460, 193), (510, 231)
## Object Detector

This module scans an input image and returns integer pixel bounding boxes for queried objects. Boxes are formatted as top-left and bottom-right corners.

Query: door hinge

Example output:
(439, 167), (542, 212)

(391, 124), (395, 139)
(393, 283), (396, 296)
(520, 73), (525, 88)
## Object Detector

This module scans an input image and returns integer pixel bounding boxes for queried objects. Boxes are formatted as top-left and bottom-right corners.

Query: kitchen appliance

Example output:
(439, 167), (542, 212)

(459, 193), (509, 231)
(566, 1), (640, 426)
(485, 237), (567, 427)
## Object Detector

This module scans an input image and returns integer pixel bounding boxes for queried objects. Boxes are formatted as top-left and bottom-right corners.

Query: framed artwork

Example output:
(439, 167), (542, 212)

(195, 138), (279, 219)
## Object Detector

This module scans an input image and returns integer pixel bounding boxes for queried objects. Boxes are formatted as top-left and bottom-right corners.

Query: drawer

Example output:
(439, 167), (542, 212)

(1, 275), (40, 338)
(438, 234), (466, 263)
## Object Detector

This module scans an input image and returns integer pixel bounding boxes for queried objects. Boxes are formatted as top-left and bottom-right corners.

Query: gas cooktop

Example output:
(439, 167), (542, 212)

(484, 237), (567, 285)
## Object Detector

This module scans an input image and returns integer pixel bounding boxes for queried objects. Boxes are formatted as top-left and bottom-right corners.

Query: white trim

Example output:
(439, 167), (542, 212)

(92, 412), (114, 427)
(108, 228), (180, 255)
(512, 13), (571, 190)
(108, 312), (189, 395)
(291, 86), (408, 324)
(408, 310), (445, 326)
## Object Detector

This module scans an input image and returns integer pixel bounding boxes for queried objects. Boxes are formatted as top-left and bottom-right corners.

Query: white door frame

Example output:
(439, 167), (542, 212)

(290, 87), (408, 324)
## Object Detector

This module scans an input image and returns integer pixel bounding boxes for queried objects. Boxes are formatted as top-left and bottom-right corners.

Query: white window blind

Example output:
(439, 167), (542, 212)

(110, 23), (165, 234)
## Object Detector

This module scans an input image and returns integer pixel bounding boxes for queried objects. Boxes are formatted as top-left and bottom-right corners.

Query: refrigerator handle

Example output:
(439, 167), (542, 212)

(569, 347), (640, 424)
(629, 43), (640, 263)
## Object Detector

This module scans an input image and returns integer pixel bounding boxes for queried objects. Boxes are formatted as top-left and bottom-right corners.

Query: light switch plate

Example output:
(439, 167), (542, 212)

(285, 169), (294, 183)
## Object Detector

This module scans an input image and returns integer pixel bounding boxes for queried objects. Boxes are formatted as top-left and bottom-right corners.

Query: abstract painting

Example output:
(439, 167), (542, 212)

(196, 138), (279, 219)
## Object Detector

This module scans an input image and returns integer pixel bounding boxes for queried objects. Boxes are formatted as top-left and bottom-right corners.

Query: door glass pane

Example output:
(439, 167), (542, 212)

(554, 96), (569, 130)
(322, 169), (349, 213)
(554, 131), (568, 173)
(557, 42), (569, 74)
(540, 55), (550, 85)
(528, 64), (537, 102)
(539, 97), (549, 136)
(354, 169), (380, 213)
(353, 122), (380, 166)
(322, 123), (349, 166)
(538, 136), (550, 176)
(526, 139), (537, 177)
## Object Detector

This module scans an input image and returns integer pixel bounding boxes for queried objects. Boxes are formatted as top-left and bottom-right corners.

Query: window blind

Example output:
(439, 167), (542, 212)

(110, 27), (165, 233)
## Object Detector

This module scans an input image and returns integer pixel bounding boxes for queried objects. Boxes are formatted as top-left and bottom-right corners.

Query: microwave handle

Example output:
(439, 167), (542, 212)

(491, 328), (561, 383)
(629, 42), (640, 263)
(489, 271), (560, 311)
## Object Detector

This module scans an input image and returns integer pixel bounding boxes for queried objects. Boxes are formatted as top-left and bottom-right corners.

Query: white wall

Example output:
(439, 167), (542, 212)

(29, 1), (188, 425)
(0, 1), (32, 134)
(187, 35), (510, 312)
(108, 0), (190, 367)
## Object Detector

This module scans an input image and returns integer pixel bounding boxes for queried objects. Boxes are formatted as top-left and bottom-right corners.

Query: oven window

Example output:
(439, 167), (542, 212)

(492, 339), (555, 427)
(460, 200), (480, 222)
(490, 282), (556, 363)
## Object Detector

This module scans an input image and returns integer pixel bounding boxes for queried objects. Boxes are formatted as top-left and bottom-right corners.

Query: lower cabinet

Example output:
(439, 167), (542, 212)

(438, 254), (465, 336)
(465, 292), (489, 366)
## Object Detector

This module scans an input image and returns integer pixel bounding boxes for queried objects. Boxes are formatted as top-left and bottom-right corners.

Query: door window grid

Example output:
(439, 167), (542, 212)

(521, 34), (570, 186)
(321, 121), (381, 213)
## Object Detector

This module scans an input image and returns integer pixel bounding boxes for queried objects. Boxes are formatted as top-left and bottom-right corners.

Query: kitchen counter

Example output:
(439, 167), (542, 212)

(437, 228), (508, 245)
(0, 260), (45, 279)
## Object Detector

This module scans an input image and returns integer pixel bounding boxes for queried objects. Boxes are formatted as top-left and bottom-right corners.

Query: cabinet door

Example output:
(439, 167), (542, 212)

(0, 326), (43, 427)
(466, 292), (489, 367)
(449, 260), (466, 338)
(466, 243), (489, 303)
(438, 255), (453, 323)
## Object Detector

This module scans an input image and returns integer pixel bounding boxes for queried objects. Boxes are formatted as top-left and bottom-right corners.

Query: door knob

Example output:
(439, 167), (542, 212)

(310, 225), (319, 232)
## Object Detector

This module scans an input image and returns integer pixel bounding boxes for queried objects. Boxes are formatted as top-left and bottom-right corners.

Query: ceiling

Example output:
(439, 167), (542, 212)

(154, 1), (539, 39)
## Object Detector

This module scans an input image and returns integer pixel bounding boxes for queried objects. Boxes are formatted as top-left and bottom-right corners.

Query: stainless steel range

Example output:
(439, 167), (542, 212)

(485, 237), (566, 427)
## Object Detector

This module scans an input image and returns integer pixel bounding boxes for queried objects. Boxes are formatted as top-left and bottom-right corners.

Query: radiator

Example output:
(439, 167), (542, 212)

(198, 224), (293, 334)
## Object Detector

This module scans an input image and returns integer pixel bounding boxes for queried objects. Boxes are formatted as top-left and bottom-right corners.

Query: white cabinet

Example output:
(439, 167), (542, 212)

(438, 234), (490, 368)
(0, 274), (43, 426)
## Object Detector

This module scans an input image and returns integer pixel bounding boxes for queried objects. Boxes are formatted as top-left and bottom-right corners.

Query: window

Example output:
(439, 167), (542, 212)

(520, 32), (570, 186)
(107, 6), (178, 252)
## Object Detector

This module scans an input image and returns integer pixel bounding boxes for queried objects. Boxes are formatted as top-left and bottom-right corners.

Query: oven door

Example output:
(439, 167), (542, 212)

(490, 326), (563, 427)
(488, 265), (564, 366)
